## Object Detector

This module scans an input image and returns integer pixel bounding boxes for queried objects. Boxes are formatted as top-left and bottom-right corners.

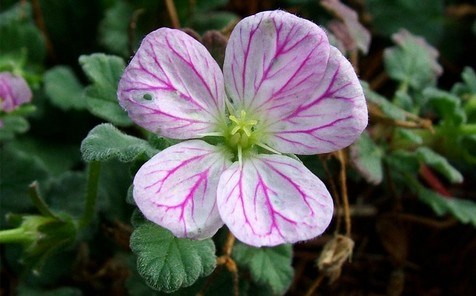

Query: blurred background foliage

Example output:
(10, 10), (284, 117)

(1, 0), (475, 295)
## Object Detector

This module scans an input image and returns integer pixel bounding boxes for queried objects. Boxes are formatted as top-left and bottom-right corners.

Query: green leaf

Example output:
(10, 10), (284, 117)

(384, 29), (442, 91)
(425, 87), (466, 125)
(44, 172), (87, 219)
(7, 137), (80, 176)
(0, 145), (49, 227)
(79, 53), (131, 126)
(233, 243), (293, 295)
(417, 186), (476, 227)
(0, 116), (29, 140)
(460, 67), (476, 93)
(44, 66), (86, 111)
(415, 147), (463, 183)
(396, 129), (423, 145)
(80, 123), (157, 162)
(385, 150), (420, 173)
(98, 1), (133, 57)
(349, 131), (384, 184)
(130, 220), (217, 292)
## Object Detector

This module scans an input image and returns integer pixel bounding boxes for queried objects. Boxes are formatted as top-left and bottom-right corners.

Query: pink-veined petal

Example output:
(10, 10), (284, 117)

(133, 140), (232, 239)
(118, 28), (226, 139)
(223, 10), (330, 117)
(217, 154), (333, 247)
(264, 46), (368, 154)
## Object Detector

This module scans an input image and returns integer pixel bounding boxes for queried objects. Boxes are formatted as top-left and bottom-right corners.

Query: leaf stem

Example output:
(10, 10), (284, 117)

(79, 161), (101, 229)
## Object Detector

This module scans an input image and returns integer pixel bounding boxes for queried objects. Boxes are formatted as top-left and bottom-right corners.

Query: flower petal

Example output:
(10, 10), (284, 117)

(264, 46), (368, 154)
(133, 140), (232, 239)
(0, 72), (32, 112)
(217, 154), (333, 247)
(118, 28), (226, 139)
(223, 10), (330, 117)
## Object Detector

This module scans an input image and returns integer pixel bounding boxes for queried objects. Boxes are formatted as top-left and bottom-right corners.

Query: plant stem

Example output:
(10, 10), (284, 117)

(336, 150), (351, 236)
(79, 161), (101, 229)
(0, 228), (30, 244)
(28, 181), (58, 219)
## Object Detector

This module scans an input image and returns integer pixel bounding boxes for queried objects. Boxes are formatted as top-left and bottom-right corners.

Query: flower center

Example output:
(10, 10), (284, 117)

(226, 110), (258, 155)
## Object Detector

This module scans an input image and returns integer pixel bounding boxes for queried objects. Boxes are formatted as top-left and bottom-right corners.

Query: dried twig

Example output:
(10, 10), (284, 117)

(165, 0), (180, 28)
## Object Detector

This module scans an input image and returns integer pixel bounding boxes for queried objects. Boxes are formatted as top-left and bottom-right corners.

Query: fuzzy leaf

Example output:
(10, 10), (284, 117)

(233, 243), (293, 295)
(415, 147), (463, 183)
(80, 123), (157, 162)
(384, 29), (442, 90)
(79, 53), (131, 126)
(44, 66), (86, 111)
(350, 131), (384, 184)
(417, 187), (476, 227)
(130, 220), (217, 292)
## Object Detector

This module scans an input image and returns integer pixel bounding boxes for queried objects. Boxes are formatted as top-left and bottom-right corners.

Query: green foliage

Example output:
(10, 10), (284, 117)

(130, 220), (217, 292)
(425, 88), (466, 126)
(44, 172), (87, 219)
(98, 1), (133, 57)
(80, 123), (157, 162)
(366, 0), (444, 44)
(0, 116), (30, 140)
(417, 186), (476, 227)
(5, 214), (78, 272)
(0, 146), (49, 222)
(79, 53), (131, 126)
(44, 66), (86, 111)
(233, 243), (294, 295)
(384, 29), (442, 91)
(415, 147), (463, 183)
(350, 131), (384, 184)
(0, 3), (46, 64)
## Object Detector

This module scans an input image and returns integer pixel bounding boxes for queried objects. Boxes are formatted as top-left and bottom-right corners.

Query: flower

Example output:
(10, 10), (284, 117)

(0, 72), (32, 128)
(118, 10), (368, 247)
(0, 72), (32, 113)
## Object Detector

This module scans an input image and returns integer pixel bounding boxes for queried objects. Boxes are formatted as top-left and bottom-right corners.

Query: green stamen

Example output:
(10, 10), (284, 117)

(226, 110), (259, 158)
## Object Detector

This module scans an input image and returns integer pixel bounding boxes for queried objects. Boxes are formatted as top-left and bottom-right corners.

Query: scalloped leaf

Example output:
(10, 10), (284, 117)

(130, 220), (217, 293)
(233, 243), (293, 295)
(384, 29), (442, 91)
(44, 66), (86, 111)
(79, 53), (131, 126)
(80, 123), (157, 162)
